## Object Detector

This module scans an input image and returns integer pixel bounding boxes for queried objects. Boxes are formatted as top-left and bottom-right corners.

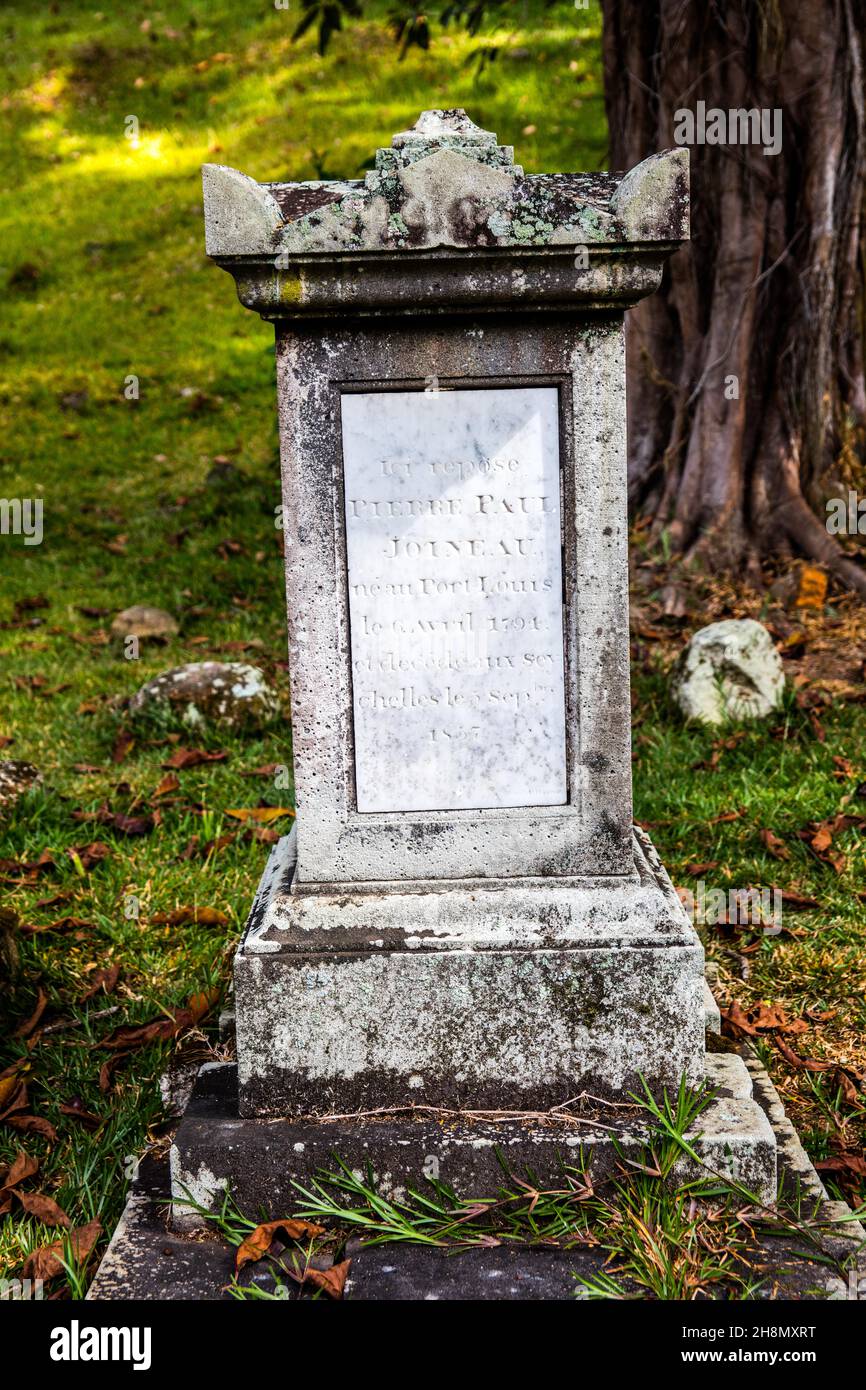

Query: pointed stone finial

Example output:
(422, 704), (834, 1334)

(391, 109), (498, 149)
(376, 108), (518, 174)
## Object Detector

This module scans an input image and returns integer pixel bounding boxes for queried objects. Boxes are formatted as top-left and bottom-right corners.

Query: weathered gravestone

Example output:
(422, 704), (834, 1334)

(172, 111), (776, 1228)
(86, 112), (866, 1303)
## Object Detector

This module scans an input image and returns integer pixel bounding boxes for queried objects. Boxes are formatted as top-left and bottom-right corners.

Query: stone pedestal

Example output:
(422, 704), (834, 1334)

(235, 827), (705, 1115)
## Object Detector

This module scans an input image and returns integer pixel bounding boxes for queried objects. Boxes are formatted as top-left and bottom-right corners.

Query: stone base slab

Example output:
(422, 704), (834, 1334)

(235, 826), (706, 1116)
(167, 1053), (777, 1229)
(88, 1049), (866, 1301)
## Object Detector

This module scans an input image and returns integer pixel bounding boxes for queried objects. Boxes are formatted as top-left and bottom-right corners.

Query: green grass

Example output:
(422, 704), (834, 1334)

(0, 0), (864, 1295)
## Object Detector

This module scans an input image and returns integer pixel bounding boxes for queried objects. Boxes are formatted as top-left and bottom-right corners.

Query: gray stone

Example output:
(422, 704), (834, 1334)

(706, 1052), (753, 1099)
(104, 107), (782, 1264)
(110, 604), (178, 642)
(344, 1242), (595, 1301)
(202, 108), (687, 276)
(272, 312), (636, 884)
(217, 1007), (236, 1043)
(80, 105), (847, 1303)
(198, 119), (689, 888)
(166, 1056), (776, 1230)
(202, 110), (687, 318)
(200, 111), (714, 1126)
(671, 618), (785, 724)
(0, 759), (41, 810)
(234, 827), (704, 1115)
(703, 977), (722, 1035)
(129, 661), (278, 731)
(86, 1154), (234, 1303)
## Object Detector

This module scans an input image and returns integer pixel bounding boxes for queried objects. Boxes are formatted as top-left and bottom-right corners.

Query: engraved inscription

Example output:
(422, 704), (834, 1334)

(341, 386), (567, 813)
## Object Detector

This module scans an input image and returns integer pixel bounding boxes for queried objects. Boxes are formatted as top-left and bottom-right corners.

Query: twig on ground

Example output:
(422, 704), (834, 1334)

(40, 1005), (120, 1036)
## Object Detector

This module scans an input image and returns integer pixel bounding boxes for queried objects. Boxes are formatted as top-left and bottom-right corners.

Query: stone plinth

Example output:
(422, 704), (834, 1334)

(235, 827), (704, 1115)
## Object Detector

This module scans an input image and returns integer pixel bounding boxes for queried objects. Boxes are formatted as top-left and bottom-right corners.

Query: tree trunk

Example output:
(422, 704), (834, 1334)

(601, 0), (866, 594)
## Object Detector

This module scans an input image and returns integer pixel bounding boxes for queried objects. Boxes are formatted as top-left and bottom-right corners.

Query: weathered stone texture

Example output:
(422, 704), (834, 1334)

(672, 618), (785, 724)
(234, 827), (705, 1115)
(129, 661), (278, 731)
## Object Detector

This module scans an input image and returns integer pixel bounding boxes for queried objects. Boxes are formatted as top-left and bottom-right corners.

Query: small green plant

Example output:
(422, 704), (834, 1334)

(627, 1074), (717, 1173)
(291, 1157), (495, 1246)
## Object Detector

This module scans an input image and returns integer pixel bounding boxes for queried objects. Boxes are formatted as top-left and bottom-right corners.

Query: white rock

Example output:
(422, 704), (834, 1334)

(129, 662), (279, 731)
(671, 619), (784, 724)
(0, 760), (42, 810)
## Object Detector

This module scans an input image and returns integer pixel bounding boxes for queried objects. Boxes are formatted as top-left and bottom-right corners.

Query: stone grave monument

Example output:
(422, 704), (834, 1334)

(190, 105), (774, 1175)
(91, 112), (795, 1297)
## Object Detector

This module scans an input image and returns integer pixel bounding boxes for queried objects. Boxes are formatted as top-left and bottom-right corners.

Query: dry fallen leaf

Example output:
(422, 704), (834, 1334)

(151, 772), (181, 799)
(161, 748), (229, 770)
(832, 756), (856, 780)
(810, 823), (834, 854)
(21, 916), (95, 937)
(833, 1069), (865, 1109)
(796, 565), (828, 609)
(298, 1258), (351, 1299)
(15, 1190), (71, 1227)
(187, 988), (220, 1023)
(245, 825), (282, 844)
(721, 1001), (810, 1040)
(0, 1069), (30, 1122)
(774, 887), (820, 910)
(13, 986), (49, 1038)
(22, 1217), (101, 1283)
(98, 1059), (117, 1094)
(80, 964), (121, 1002)
(34, 891), (72, 910)
(97, 989), (219, 1055)
(771, 1035), (832, 1072)
(111, 728), (135, 764)
(68, 842), (111, 873)
(6, 1114), (58, 1143)
(815, 1153), (866, 1178)
(58, 1100), (101, 1130)
(0, 1150), (39, 1194)
(235, 1219), (324, 1272)
(760, 829), (790, 861)
(224, 807), (295, 825)
(149, 906), (228, 928)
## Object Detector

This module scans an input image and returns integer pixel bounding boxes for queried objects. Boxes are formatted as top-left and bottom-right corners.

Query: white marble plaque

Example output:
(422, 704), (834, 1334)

(341, 386), (567, 814)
